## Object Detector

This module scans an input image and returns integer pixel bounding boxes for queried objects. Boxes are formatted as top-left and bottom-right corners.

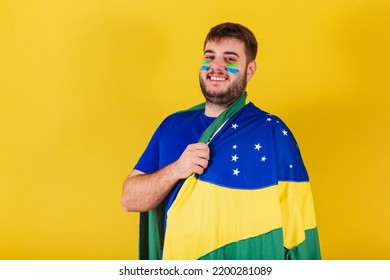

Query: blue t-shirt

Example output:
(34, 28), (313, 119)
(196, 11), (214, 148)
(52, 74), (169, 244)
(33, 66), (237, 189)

(134, 109), (216, 174)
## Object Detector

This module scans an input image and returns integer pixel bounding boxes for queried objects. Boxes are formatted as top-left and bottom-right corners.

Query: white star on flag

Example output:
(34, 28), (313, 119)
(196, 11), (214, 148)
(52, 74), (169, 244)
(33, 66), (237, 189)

(233, 168), (240, 176)
(289, 164), (293, 168)
(232, 144), (238, 149)
(231, 123), (239, 129)
(254, 143), (262, 151)
(267, 118), (272, 122)
(231, 154), (239, 162)
(282, 129), (288, 136)
(261, 156), (267, 162)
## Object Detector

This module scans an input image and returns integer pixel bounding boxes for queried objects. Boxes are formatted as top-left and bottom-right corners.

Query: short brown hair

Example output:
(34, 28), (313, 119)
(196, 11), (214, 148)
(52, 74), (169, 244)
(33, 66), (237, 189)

(203, 22), (258, 62)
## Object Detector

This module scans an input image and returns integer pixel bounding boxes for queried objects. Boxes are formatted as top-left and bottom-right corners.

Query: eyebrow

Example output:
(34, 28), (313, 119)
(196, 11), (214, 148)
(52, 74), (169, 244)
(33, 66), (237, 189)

(204, 50), (240, 58)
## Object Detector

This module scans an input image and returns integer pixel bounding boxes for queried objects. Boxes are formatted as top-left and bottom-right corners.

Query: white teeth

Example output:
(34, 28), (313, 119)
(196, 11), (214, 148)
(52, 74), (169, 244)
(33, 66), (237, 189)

(210, 76), (226, 81)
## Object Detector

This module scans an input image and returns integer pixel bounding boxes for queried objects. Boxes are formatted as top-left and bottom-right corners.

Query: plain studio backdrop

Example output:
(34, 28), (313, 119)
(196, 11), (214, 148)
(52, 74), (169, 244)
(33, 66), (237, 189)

(0, 0), (389, 260)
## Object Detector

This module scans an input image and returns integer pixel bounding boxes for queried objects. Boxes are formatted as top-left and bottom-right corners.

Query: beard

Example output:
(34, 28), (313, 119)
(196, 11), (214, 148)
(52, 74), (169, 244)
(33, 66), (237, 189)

(199, 70), (247, 107)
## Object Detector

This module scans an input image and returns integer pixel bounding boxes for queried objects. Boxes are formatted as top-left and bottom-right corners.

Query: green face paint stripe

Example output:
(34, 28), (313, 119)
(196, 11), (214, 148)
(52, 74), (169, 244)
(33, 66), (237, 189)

(201, 61), (210, 71)
(226, 63), (240, 74)
(201, 62), (240, 72)
(226, 63), (239, 68)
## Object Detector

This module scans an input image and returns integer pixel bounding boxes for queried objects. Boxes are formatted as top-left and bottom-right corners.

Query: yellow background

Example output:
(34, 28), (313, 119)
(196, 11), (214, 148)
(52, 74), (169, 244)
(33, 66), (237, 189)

(1, 0), (389, 260)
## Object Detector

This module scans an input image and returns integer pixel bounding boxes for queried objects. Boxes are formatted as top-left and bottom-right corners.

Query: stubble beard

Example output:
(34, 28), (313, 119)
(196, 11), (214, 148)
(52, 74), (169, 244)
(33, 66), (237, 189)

(199, 71), (247, 107)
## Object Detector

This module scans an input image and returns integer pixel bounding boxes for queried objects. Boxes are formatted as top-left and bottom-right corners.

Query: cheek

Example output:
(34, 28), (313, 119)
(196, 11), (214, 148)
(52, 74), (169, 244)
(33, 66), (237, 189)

(226, 63), (240, 74)
(200, 61), (210, 71)
(199, 72), (208, 83)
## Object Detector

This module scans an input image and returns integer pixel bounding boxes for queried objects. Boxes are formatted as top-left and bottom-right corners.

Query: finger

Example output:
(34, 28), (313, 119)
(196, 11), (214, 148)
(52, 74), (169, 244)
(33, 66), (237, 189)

(191, 144), (210, 159)
(193, 165), (205, 175)
(189, 142), (209, 151)
(196, 158), (209, 169)
(192, 150), (210, 161)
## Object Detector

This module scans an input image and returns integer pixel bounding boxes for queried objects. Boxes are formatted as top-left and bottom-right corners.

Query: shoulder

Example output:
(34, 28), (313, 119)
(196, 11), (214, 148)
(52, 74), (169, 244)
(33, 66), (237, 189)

(162, 107), (204, 125)
(241, 102), (287, 127)
(238, 103), (299, 143)
(156, 106), (205, 134)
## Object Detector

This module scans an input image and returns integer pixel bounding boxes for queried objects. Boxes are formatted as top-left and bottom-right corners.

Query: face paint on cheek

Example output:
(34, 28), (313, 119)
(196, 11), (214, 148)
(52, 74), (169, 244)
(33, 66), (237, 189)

(226, 63), (240, 74)
(200, 61), (210, 71)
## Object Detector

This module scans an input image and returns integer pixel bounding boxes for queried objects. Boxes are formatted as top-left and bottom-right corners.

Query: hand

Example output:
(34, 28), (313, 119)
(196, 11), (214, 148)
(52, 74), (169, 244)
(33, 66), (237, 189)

(170, 143), (210, 179)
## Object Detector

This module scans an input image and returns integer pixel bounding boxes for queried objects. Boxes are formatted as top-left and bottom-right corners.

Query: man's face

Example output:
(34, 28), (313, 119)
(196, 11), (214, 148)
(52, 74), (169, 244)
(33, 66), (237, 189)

(199, 38), (255, 107)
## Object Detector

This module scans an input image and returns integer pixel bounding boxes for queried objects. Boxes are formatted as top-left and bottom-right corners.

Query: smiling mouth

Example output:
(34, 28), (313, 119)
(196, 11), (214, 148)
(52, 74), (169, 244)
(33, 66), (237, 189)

(208, 75), (228, 81)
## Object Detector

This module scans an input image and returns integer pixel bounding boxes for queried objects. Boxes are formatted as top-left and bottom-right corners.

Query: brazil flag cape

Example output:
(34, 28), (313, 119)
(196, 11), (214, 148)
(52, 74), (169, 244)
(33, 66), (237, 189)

(139, 93), (321, 260)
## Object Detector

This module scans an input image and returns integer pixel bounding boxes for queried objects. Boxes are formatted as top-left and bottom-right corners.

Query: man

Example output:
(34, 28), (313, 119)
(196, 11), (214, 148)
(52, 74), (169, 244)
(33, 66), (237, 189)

(121, 22), (321, 260)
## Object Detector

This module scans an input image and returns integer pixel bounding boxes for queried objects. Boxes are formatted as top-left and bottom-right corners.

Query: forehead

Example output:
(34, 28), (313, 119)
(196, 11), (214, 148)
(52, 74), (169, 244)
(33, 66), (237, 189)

(204, 38), (246, 57)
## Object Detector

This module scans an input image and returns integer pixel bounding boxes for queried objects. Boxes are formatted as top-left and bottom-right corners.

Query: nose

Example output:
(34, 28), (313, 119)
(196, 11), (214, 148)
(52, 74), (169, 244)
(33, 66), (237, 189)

(209, 58), (225, 72)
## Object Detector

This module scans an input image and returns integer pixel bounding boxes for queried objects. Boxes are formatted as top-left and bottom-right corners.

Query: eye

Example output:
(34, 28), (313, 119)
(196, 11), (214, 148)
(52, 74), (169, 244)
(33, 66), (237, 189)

(204, 55), (214, 61)
(225, 57), (237, 63)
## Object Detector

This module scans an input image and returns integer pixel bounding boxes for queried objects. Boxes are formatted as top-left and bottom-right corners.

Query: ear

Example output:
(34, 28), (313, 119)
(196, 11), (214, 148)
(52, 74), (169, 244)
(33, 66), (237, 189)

(246, 60), (257, 82)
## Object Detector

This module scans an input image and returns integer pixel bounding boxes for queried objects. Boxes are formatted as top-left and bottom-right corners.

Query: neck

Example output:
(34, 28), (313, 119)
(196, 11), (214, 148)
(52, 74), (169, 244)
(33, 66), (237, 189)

(204, 102), (228, 117)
